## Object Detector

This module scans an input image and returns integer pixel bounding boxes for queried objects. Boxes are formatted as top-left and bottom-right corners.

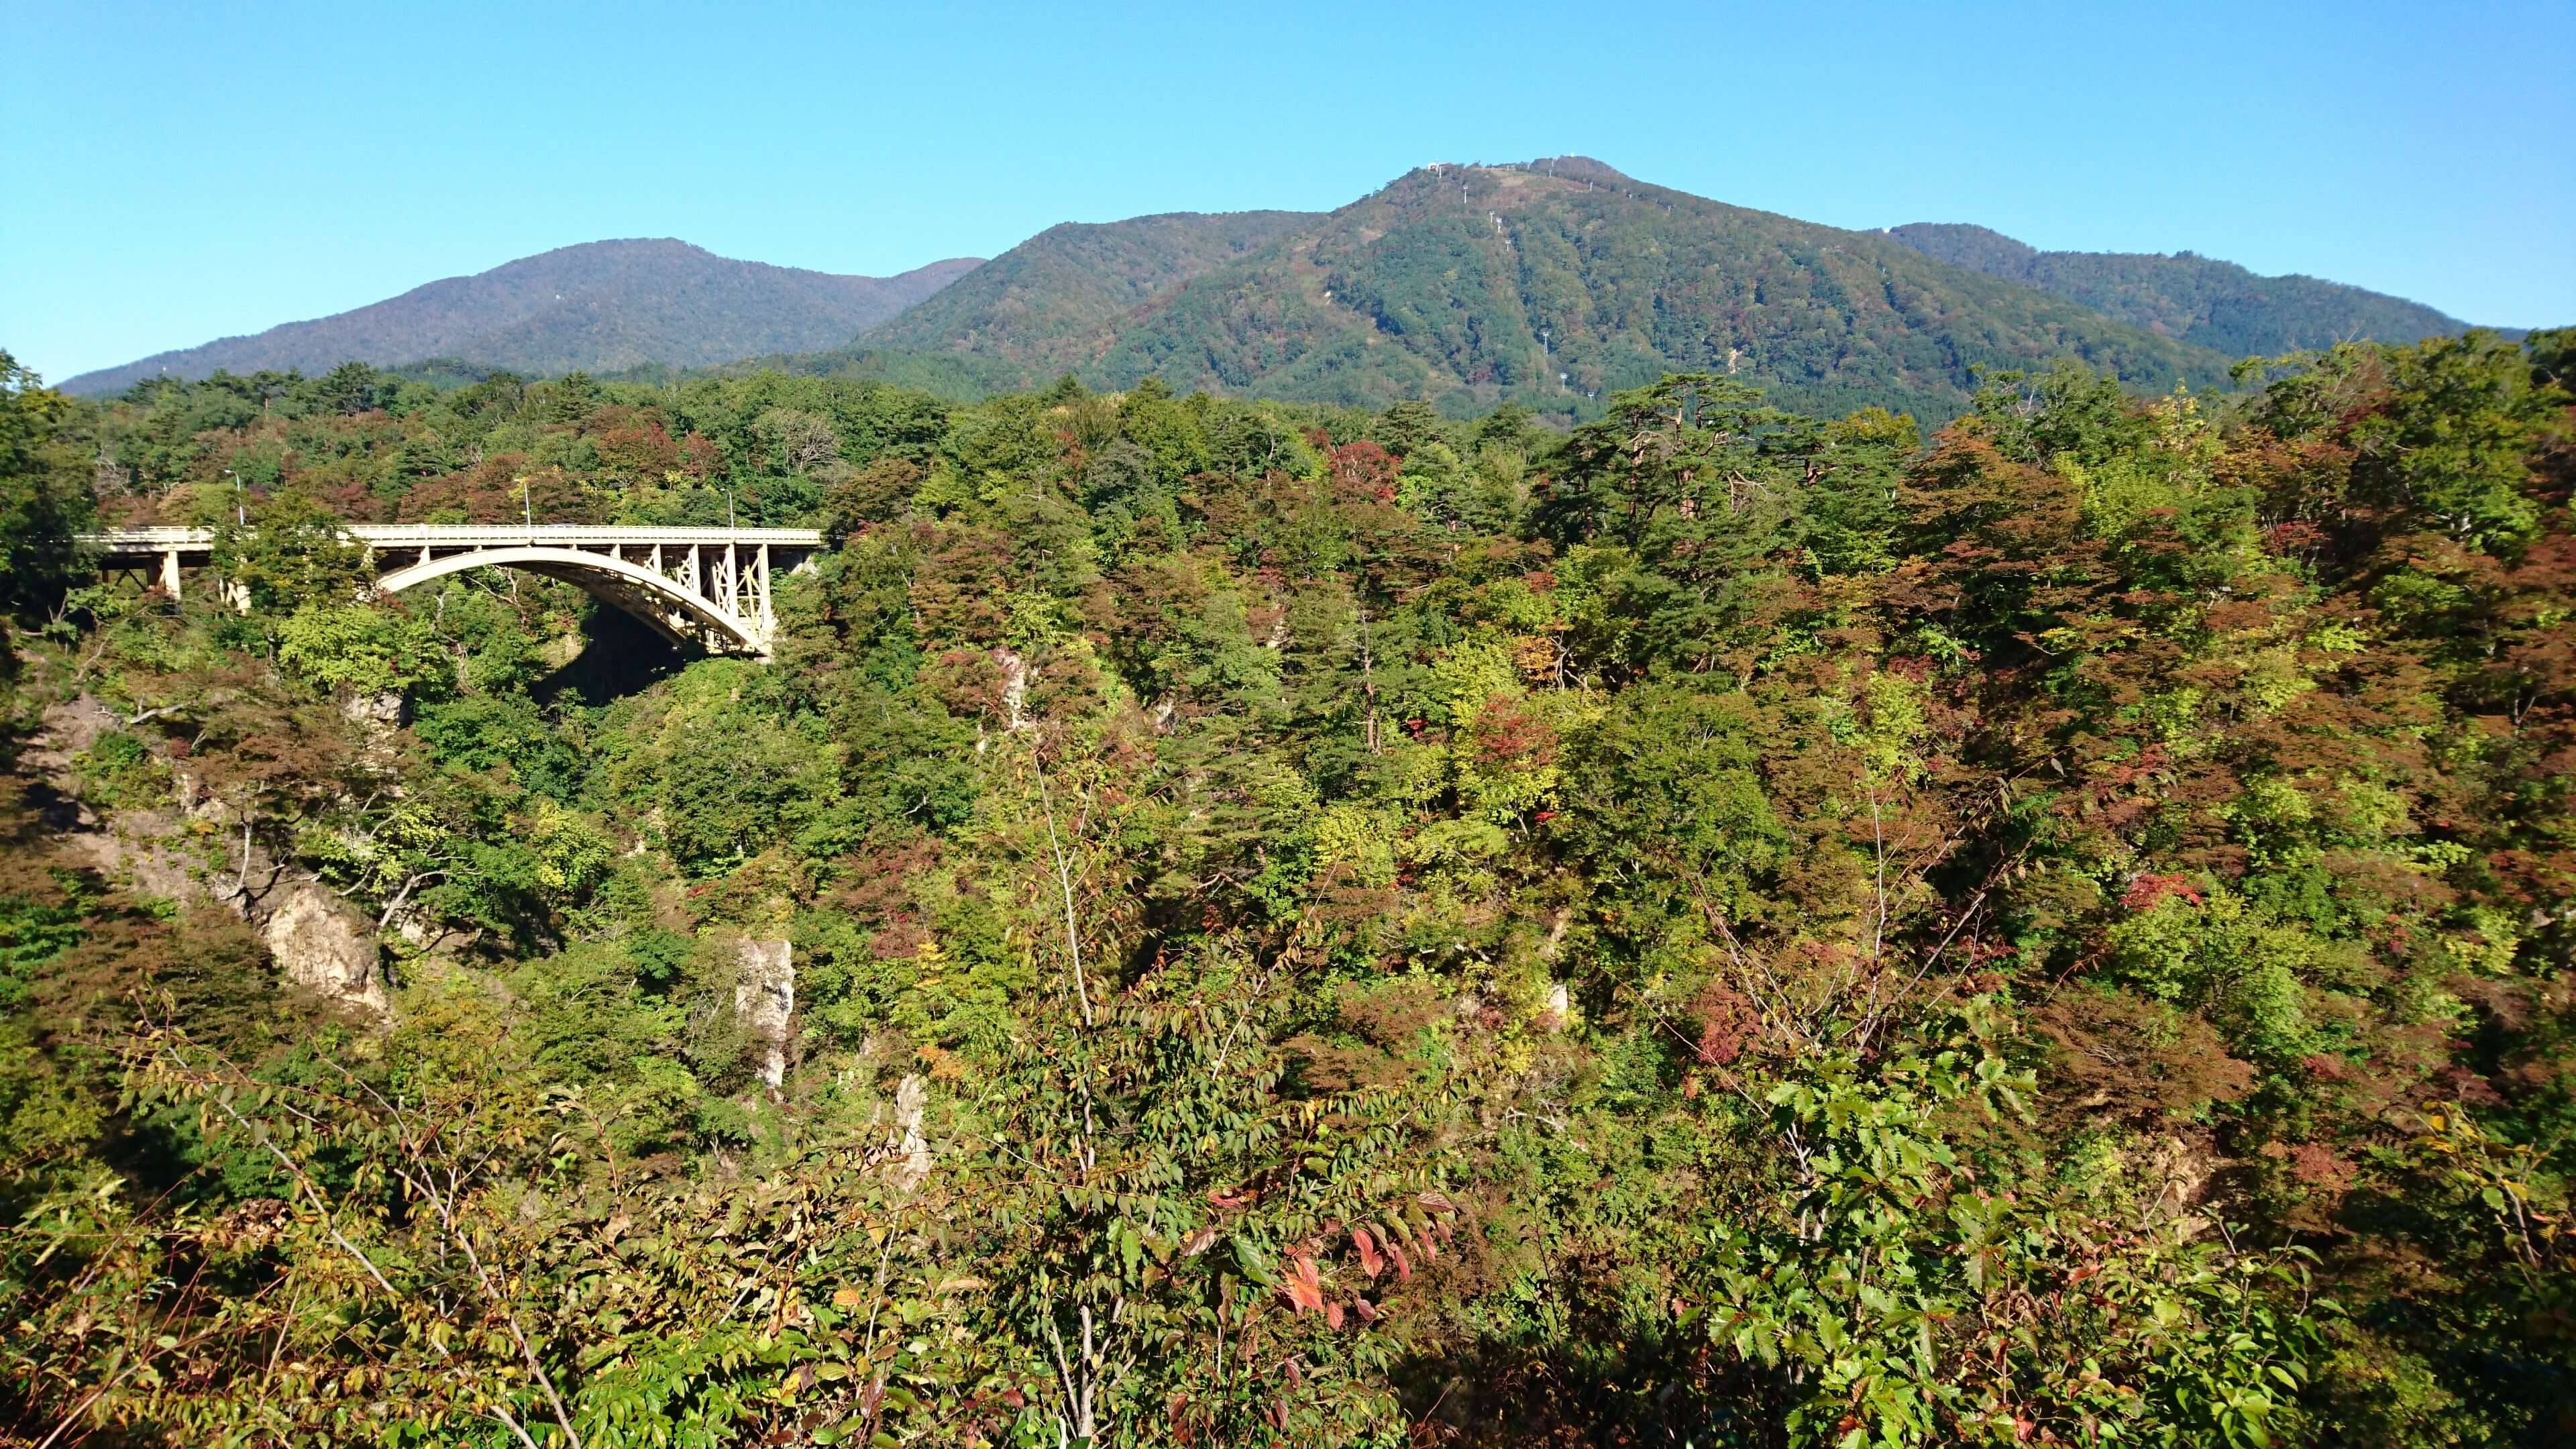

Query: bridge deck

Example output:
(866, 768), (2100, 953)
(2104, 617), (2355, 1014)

(82, 524), (824, 562)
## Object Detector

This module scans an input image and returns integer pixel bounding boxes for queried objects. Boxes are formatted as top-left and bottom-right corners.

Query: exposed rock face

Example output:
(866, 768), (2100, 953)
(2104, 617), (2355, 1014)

(34, 698), (392, 1019)
(341, 691), (405, 727)
(892, 1073), (931, 1191)
(734, 938), (796, 1089)
(262, 883), (389, 1014)
(994, 647), (1029, 731)
(52, 804), (199, 904)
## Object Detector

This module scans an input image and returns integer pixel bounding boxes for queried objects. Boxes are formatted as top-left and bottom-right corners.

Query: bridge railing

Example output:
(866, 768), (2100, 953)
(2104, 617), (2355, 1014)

(80, 524), (824, 557)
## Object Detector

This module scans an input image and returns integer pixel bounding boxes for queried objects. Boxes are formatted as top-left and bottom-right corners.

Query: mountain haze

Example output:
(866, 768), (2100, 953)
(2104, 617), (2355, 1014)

(62, 240), (983, 396)
(1883, 222), (2479, 356)
(836, 158), (2239, 420)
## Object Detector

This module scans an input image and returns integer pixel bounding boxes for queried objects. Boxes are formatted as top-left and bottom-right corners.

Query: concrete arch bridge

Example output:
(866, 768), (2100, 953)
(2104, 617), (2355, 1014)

(83, 525), (823, 657)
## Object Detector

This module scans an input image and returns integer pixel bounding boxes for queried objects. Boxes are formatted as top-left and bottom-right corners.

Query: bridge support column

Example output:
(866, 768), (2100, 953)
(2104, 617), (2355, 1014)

(159, 549), (182, 599)
(755, 543), (773, 632)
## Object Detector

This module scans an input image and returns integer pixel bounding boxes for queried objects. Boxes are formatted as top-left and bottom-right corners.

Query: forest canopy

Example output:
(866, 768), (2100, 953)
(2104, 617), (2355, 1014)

(3, 331), (2574, 1446)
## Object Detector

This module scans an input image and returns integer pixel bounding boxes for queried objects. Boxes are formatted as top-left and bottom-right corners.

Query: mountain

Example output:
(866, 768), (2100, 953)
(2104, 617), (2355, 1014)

(1882, 223), (2477, 357)
(858, 210), (1318, 371)
(62, 240), (983, 396)
(830, 158), (2238, 421)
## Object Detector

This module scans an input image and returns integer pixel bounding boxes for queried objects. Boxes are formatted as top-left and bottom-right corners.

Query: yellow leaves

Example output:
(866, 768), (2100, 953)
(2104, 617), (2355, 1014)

(1511, 633), (1562, 683)
(1860, 672), (1928, 782)
(2239, 646), (2318, 713)
(525, 797), (612, 898)
(911, 938), (948, 990)
(2229, 775), (2314, 829)
(1309, 804), (1399, 888)
(2438, 906), (2522, 977)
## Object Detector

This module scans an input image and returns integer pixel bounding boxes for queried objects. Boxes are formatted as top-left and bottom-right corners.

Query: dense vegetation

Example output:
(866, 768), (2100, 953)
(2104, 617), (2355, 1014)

(3, 328), (2573, 1446)
(1886, 223), (2481, 358)
(820, 158), (2241, 423)
(60, 245), (982, 400)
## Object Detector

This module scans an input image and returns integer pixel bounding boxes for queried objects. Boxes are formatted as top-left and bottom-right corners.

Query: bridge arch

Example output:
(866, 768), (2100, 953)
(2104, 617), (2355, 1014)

(373, 546), (768, 655)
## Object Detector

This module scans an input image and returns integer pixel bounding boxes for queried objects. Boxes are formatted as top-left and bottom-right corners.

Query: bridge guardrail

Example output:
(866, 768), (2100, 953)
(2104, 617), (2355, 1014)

(80, 524), (824, 553)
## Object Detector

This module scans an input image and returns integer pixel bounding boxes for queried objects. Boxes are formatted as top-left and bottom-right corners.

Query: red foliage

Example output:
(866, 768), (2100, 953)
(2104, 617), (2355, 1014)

(1351, 1226), (1383, 1280)
(1322, 439), (1401, 504)
(1688, 981), (1760, 1067)
(397, 456), (598, 524)
(2120, 873), (2203, 912)
(594, 419), (681, 482)
(1469, 693), (1555, 769)
(1278, 1252), (1326, 1315)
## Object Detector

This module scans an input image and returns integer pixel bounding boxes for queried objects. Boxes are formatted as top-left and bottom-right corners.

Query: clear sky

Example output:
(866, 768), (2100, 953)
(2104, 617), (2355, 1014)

(5, 0), (2569, 384)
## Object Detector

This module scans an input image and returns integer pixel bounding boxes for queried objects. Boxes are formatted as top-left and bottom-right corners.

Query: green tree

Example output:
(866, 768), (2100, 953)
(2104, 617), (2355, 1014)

(0, 351), (94, 628)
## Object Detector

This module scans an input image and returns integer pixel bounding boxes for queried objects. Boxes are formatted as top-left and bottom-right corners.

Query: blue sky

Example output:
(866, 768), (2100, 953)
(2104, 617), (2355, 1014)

(5, 0), (2569, 384)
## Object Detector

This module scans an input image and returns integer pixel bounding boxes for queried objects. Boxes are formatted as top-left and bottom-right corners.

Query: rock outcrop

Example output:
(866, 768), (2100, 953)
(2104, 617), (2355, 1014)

(891, 1073), (931, 1191)
(33, 698), (390, 1017)
(260, 883), (388, 1013)
(733, 938), (796, 1089)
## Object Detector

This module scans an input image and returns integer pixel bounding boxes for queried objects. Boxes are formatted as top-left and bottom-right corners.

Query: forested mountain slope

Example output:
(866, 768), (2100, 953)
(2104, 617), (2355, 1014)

(856, 209), (1319, 371)
(1885, 221), (2481, 356)
(833, 158), (2237, 421)
(62, 241), (983, 396)
(5, 328), (2573, 1446)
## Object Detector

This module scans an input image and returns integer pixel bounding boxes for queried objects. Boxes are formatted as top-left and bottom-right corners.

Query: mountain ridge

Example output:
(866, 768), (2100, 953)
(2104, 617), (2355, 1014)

(1882, 222), (2487, 356)
(62, 240), (983, 396)
(828, 157), (2242, 420)
(63, 165), (2506, 420)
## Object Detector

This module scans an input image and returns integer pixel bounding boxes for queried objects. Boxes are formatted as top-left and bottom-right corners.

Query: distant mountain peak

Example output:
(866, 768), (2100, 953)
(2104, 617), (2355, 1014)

(64, 240), (985, 396)
(1419, 155), (1633, 182)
